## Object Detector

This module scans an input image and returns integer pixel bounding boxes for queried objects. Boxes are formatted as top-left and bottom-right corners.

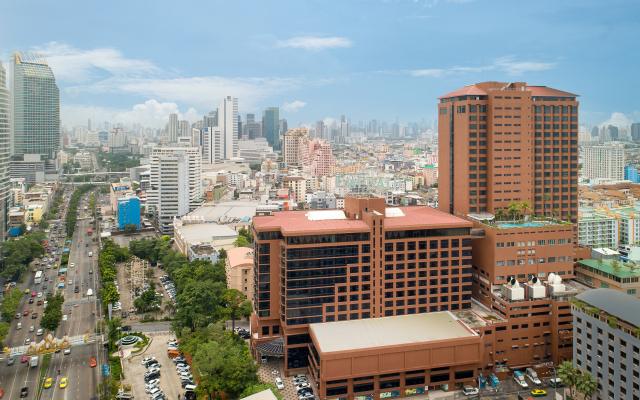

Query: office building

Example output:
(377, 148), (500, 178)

(200, 127), (223, 164)
(0, 61), (10, 240)
(109, 127), (127, 147)
(279, 119), (288, 136)
(625, 166), (639, 183)
(251, 197), (474, 376)
(632, 123), (640, 142)
(9, 51), (60, 160)
(262, 107), (280, 151)
(117, 195), (141, 230)
(582, 146), (624, 182)
(437, 82), (581, 373)
(168, 113), (179, 142)
(316, 121), (324, 140)
(282, 128), (306, 167)
(147, 147), (203, 235)
(572, 289), (640, 400)
(237, 138), (277, 165)
(218, 96), (238, 159)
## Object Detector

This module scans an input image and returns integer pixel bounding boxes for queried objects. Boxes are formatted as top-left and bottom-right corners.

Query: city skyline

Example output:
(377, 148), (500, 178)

(1, 0), (638, 129)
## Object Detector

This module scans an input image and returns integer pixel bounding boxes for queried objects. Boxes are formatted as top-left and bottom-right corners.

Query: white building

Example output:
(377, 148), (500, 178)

(147, 146), (203, 236)
(109, 128), (127, 147)
(201, 127), (223, 164)
(582, 145), (624, 181)
(218, 96), (238, 159)
(237, 138), (277, 164)
(168, 113), (179, 143)
(73, 152), (92, 169)
(577, 207), (619, 248)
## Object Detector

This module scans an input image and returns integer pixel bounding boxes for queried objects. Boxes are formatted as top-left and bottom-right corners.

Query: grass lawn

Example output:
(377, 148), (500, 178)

(37, 354), (52, 397)
(110, 355), (123, 379)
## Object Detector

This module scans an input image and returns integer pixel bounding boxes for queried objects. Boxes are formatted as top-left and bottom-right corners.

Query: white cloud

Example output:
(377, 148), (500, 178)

(404, 56), (555, 78)
(33, 42), (162, 84)
(62, 100), (201, 128)
(600, 112), (633, 129)
(282, 100), (307, 112)
(276, 37), (353, 51)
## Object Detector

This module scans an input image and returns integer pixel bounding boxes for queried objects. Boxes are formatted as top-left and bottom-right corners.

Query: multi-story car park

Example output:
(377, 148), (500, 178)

(572, 289), (640, 400)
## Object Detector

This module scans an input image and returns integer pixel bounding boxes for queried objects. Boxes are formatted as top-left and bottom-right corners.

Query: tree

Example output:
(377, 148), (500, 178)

(123, 223), (138, 233)
(234, 189), (239, 198)
(39, 219), (49, 229)
(164, 300), (177, 318)
(552, 209), (560, 219)
(577, 371), (597, 398)
(0, 322), (10, 347)
(107, 317), (123, 348)
(596, 258), (603, 266)
(96, 376), (120, 399)
(608, 315), (618, 328)
(234, 235), (249, 248)
(611, 259), (622, 274)
(19, 223), (27, 236)
(519, 201), (532, 219)
(507, 201), (521, 222)
(219, 248), (227, 260)
(240, 383), (283, 400)
(557, 360), (580, 395)
(543, 193), (551, 217)
(222, 289), (249, 332)
(40, 308), (63, 332)
(494, 209), (507, 222)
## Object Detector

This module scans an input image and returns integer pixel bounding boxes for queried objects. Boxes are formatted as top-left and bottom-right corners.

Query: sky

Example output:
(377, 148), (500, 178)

(1, 0), (639, 130)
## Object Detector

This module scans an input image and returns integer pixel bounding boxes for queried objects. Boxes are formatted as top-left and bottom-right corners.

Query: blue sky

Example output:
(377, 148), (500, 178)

(2, 0), (638, 130)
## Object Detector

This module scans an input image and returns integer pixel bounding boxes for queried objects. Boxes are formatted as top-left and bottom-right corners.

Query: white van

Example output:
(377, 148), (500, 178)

(16, 323), (22, 330)
(89, 252), (93, 257)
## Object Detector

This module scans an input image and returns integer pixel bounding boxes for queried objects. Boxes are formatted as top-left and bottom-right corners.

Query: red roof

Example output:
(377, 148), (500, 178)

(526, 86), (579, 97)
(384, 207), (472, 229)
(437, 85), (487, 99)
(254, 211), (369, 234)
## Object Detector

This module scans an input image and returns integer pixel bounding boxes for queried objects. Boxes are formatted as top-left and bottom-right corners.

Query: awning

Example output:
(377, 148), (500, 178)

(257, 337), (284, 357)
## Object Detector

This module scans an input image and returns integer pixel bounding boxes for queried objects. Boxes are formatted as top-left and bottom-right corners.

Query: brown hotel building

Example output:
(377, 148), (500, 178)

(438, 82), (582, 375)
(251, 197), (475, 379)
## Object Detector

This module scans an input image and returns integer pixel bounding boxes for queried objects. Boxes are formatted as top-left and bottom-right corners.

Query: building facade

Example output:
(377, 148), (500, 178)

(582, 146), (624, 182)
(0, 61), (10, 241)
(117, 196), (141, 230)
(226, 247), (255, 302)
(263, 107), (280, 151)
(251, 197), (474, 376)
(572, 289), (640, 400)
(625, 166), (639, 183)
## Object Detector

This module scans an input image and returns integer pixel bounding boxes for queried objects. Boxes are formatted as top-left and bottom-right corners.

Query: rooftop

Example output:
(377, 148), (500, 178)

(383, 206), (472, 229)
(188, 201), (258, 222)
(577, 259), (640, 279)
(576, 289), (640, 328)
(253, 210), (369, 233)
(175, 223), (239, 242)
(437, 85), (487, 99)
(227, 247), (254, 267)
(310, 312), (476, 354)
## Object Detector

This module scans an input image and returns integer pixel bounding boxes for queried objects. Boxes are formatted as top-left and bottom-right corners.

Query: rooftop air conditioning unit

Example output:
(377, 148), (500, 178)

(506, 278), (525, 301)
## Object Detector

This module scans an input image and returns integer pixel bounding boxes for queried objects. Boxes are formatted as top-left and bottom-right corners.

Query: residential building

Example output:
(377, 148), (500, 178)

(9, 51), (60, 160)
(308, 140), (336, 177)
(572, 289), (640, 400)
(422, 165), (438, 186)
(218, 96), (238, 159)
(251, 197), (474, 377)
(438, 82), (581, 374)
(281, 176), (306, 204)
(582, 145), (624, 182)
(109, 127), (127, 147)
(188, 243), (220, 263)
(168, 113), (179, 142)
(0, 61), (10, 241)
(226, 247), (254, 302)
(109, 180), (134, 213)
(73, 152), (92, 169)
(262, 107), (279, 151)
(283, 128), (306, 167)
(625, 166), (639, 183)
(574, 259), (640, 296)
(147, 146), (203, 236)
(577, 207), (619, 248)
(306, 190), (337, 209)
(117, 195), (141, 231)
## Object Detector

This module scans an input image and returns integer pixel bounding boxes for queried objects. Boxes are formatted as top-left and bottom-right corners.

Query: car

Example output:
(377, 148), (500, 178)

(24, 289), (29, 294)
(24, 338), (31, 345)
(37, 328), (44, 336)
(21, 356), (28, 363)
(462, 385), (479, 396)
(20, 387), (28, 397)
(296, 383), (311, 390)
(142, 357), (156, 364)
(29, 325), (35, 332)
(294, 378), (307, 384)
(30, 291), (36, 297)
(42, 285), (47, 290)
(29, 298), (34, 304)
(531, 390), (547, 397)
(68, 280), (73, 285)
(70, 263), (75, 268)
(64, 349), (71, 355)
(275, 377), (284, 390)
(60, 377), (67, 388)
(62, 315), (68, 321)
(23, 310), (29, 316)
(44, 378), (53, 389)
(121, 325), (131, 332)
(89, 269), (93, 274)
(90, 358), (97, 367)
(146, 379), (160, 386)
(7, 358), (14, 366)
(37, 292), (42, 297)
(15, 313), (20, 319)
(32, 313), (37, 319)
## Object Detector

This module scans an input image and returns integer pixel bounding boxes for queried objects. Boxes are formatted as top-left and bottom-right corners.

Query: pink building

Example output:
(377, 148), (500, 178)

(422, 165), (438, 186)
(426, 153), (438, 165)
(301, 140), (336, 176)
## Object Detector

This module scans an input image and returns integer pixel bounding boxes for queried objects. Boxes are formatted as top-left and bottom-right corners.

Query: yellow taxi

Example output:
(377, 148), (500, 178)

(44, 378), (53, 389)
(531, 389), (547, 397)
(24, 289), (30, 294)
(60, 377), (67, 388)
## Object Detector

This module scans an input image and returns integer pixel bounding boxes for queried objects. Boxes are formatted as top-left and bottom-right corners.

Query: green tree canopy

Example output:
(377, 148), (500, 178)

(240, 383), (283, 400)
(123, 223), (138, 233)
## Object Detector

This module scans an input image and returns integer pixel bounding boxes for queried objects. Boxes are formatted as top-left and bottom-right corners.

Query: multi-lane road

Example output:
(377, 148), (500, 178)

(0, 189), (101, 399)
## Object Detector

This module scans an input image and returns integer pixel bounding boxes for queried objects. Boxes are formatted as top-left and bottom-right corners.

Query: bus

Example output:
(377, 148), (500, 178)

(87, 228), (92, 236)
(34, 271), (43, 284)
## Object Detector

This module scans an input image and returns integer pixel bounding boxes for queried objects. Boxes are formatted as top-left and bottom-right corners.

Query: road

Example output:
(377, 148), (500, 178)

(0, 188), (101, 399)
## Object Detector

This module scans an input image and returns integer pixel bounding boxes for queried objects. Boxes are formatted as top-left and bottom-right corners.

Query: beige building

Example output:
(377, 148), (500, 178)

(282, 176), (306, 204)
(225, 247), (254, 302)
(282, 128), (307, 168)
(575, 259), (640, 297)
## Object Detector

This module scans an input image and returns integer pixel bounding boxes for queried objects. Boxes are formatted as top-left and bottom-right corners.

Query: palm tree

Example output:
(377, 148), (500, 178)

(563, 213), (572, 223)
(577, 371), (597, 398)
(495, 209), (507, 222)
(164, 300), (176, 318)
(552, 209), (560, 219)
(507, 201), (522, 223)
(519, 201), (532, 220)
(543, 193), (551, 217)
(557, 360), (580, 395)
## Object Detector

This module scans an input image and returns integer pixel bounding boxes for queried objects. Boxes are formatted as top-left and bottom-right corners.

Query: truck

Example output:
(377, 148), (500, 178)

(34, 271), (43, 284)
(513, 371), (528, 388)
(30, 356), (38, 367)
(526, 368), (542, 385)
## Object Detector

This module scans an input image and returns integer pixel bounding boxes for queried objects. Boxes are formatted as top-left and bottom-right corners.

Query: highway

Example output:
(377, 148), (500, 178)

(0, 188), (101, 399)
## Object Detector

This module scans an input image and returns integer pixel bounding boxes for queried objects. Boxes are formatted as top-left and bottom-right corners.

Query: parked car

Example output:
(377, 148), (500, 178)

(275, 377), (284, 390)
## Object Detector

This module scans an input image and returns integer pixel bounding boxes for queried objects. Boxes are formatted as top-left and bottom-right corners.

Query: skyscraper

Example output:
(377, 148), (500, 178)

(316, 121), (324, 140)
(9, 51), (60, 160)
(218, 96), (238, 159)
(0, 61), (11, 241)
(262, 107), (279, 151)
(168, 113), (179, 142)
(279, 119), (288, 137)
(632, 122), (640, 141)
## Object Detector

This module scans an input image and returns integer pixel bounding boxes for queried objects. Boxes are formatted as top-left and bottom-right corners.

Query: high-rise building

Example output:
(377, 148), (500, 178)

(87, 118), (92, 131)
(179, 120), (190, 138)
(631, 122), (640, 142)
(168, 113), (179, 142)
(203, 111), (216, 128)
(109, 128), (127, 147)
(246, 113), (255, 123)
(341, 122), (349, 138)
(218, 96), (238, 159)
(0, 61), (11, 241)
(572, 289), (640, 400)
(147, 146), (202, 236)
(282, 128), (306, 167)
(262, 107), (279, 151)
(9, 51), (60, 160)
(200, 127), (223, 164)
(582, 145), (624, 182)
(608, 125), (619, 141)
(279, 119), (288, 137)
(316, 121), (325, 140)
(437, 82), (581, 373)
